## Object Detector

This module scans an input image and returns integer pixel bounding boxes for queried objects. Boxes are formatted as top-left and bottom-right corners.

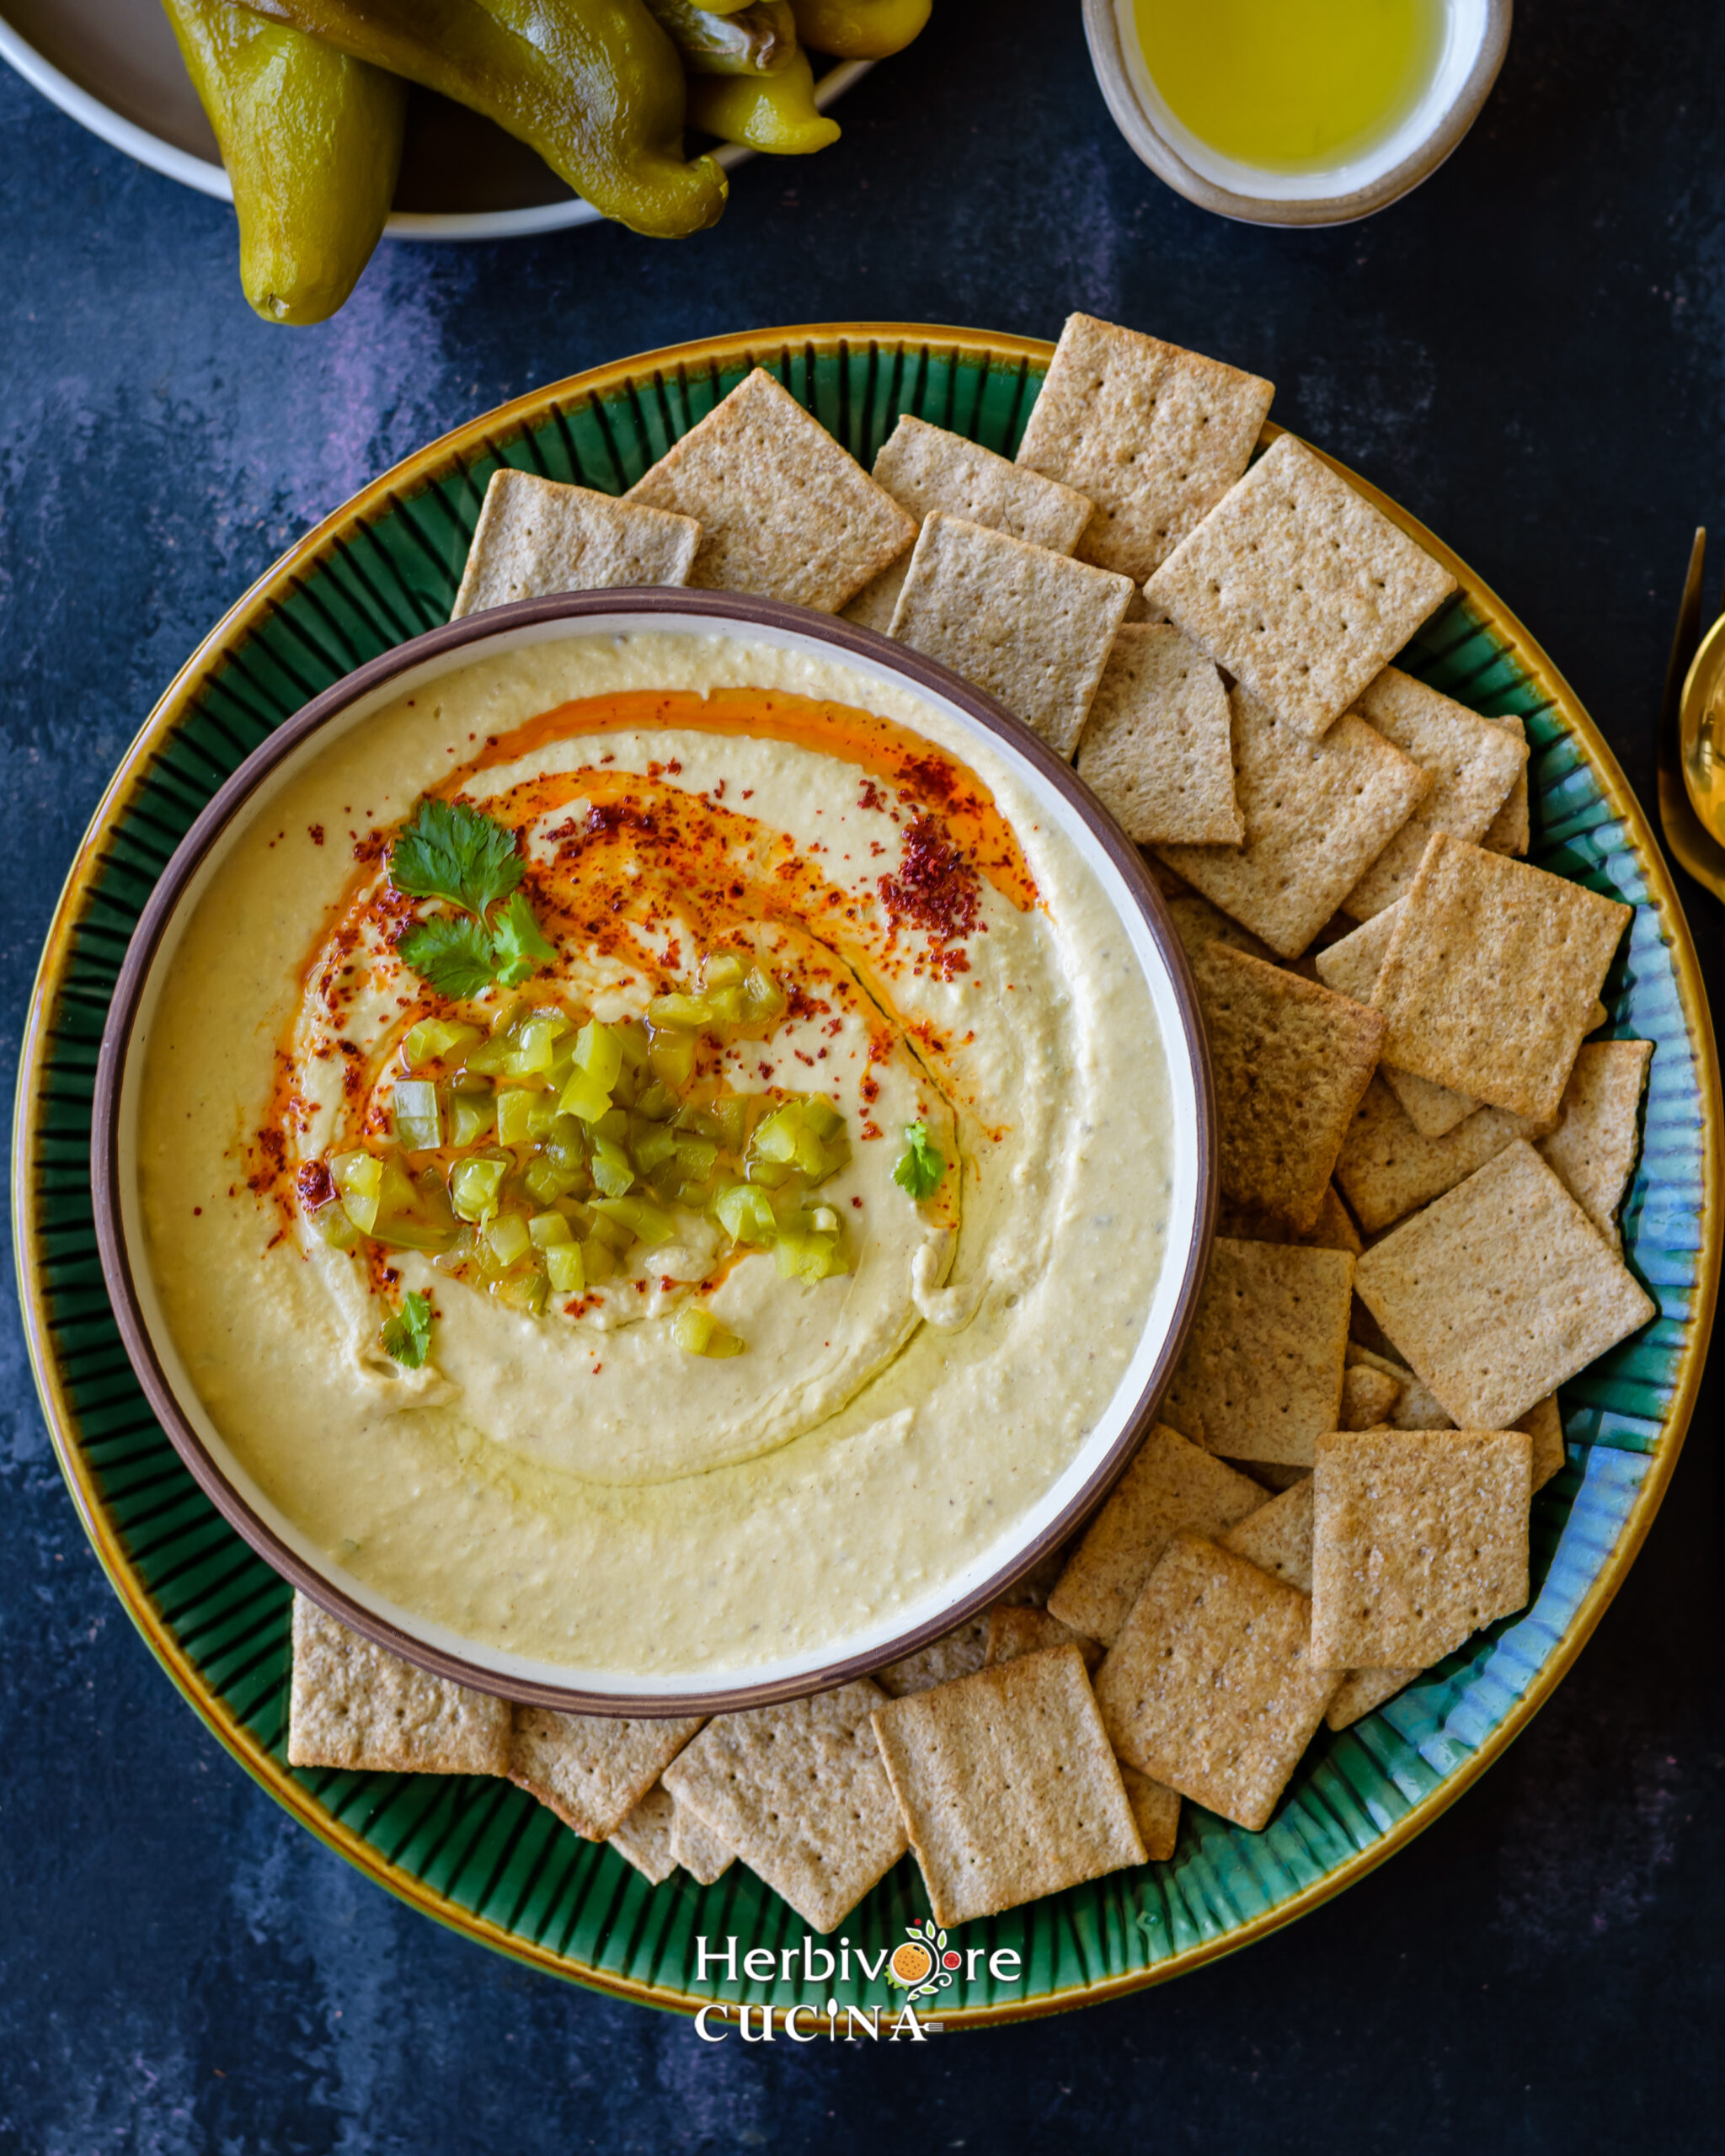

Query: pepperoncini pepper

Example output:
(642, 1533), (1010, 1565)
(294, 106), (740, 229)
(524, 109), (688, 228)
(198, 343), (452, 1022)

(645, 0), (797, 72)
(160, 0), (406, 323)
(788, 0), (930, 59)
(686, 47), (839, 152)
(238, 0), (729, 237)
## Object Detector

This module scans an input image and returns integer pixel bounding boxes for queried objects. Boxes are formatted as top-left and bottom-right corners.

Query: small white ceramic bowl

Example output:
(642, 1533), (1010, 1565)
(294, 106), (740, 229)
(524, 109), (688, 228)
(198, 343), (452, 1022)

(1083, 0), (1512, 227)
(93, 590), (1215, 1715)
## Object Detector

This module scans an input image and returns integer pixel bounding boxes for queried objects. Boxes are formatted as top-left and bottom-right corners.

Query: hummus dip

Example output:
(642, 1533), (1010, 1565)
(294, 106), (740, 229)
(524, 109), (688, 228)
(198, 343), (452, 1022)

(138, 631), (1178, 1681)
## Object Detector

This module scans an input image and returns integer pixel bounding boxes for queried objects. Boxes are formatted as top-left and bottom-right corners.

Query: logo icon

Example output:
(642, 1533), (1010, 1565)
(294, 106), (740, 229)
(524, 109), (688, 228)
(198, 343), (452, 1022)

(885, 1919), (960, 2006)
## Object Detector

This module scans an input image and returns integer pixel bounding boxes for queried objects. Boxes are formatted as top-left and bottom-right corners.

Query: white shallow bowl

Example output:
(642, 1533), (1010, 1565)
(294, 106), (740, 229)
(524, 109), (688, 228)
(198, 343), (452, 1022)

(0, 0), (870, 240)
(92, 590), (1215, 1715)
(1083, 0), (1512, 227)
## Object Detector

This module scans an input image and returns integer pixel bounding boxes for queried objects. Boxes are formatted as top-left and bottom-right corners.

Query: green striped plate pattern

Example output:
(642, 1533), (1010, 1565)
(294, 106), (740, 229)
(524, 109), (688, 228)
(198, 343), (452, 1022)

(16, 330), (1717, 2024)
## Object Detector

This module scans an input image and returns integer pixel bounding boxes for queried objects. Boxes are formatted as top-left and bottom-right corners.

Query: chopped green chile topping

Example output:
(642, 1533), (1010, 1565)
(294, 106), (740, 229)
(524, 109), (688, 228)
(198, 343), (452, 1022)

(300, 960), (853, 1356)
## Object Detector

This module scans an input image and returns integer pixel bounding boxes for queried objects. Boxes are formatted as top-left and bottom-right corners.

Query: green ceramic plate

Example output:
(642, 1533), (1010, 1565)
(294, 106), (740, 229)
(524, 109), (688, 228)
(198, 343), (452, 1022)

(13, 324), (1722, 2029)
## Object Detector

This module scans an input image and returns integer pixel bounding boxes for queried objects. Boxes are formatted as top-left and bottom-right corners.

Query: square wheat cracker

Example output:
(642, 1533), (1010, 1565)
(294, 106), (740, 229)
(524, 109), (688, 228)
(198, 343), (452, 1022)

(874, 1614), (991, 1697)
(1167, 893), (1274, 967)
(1346, 1342), (1453, 1431)
(626, 367), (915, 612)
(985, 1603), (1104, 1673)
(1074, 625), (1242, 843)
(888, 512), (1133, 756)
(509, 1705), (704, 1840)
(1536, 1038), (1653, 1252)
(1119, 1766), (1182, 1862)
(1353, 1140), (1655, 1428)
(1217, 1480), (1418, 1716)
(1326, 1668), (1420, 1731)
(1162, 1238), (1354, 1466)
(1316, 901), (1478, 1134)
(1014, 313), (1275, 580)
(1146, 434), (1457, 741)
(1192, 940), (1385, 1232)
(842, 414), (1093, 632)
(1345, 1369), (1560, 1489)
(670, 1798), (734, 1886)
(450, 468), (700, 619)
(1369, 834), (1632, 1118)
(1218, 1478), (1315, 1592)
(1156, 686), (1431, 957)
(1045, 1420), (1264, 1645)
(872, 1646), (1146, 1926)
(287, 1593), (510, 1775)
(1482, 712), (1530, 853)
(1095, 1534), (1342, 1832)
(1341, 1361), (1402, 1427)
(661, 1682), (905, 1933)
(607, 1783), (679, 1884)
(1336, 1074), (1557, 1235)
(1339, 667), (1528, 918)
(1311, 1429), (1531, 1668)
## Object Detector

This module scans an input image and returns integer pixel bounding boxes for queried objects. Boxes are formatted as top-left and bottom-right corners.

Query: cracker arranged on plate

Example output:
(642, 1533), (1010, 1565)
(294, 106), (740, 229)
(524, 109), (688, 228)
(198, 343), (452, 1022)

(888, 512), (1134, 755)
(1161, 1237), (1354, 1465)
(1353, 1140), (1655, 1428)
(607, 1783), (680, 1885)
(985, 1603), (1105, 1673)
(1119, 1765), (1183, 1862)
(873, 1645), (1146, 1925)
(1481, 712), (1531, 853)
(1015, 313), (1276, 579)
(1045, 1420), (1265, 1644)
(1156, 686), (1432, 957)
(1311, 1429), (1532, 1668)
(627, 366), (915, 611)
(661, 1682), (907, 1934)
(507, 1705), (704, 1840)
(1336, 1074), (1556, 1235)
(1216, 1476), (1316, 1592)
(1368, 834), (1632, 1118)
(1074, 625), (1242, 843)
(451, 468), (701, 619)
(1536, 1038), (1654, 1251)
(844, 414), (1093, 632)
(1192, 940), (1384, 1232)
(873, 1614), (991, 1698)
(1095, 1534), (1342, 1832)
(1316, 898), (1478, 1134)
(1339, 667), (1529, 918)
(1146, 435), (1457, 741)
(286, 1594), (510, 1776)
(670, 1798), (735, 1886)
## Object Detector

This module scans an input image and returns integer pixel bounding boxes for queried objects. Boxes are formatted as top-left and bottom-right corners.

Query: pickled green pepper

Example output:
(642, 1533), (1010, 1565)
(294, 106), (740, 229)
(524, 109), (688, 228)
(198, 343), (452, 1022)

(238, 0), (728, 237)
(789, 0), (930, 58)
(161, 0), (406, 323)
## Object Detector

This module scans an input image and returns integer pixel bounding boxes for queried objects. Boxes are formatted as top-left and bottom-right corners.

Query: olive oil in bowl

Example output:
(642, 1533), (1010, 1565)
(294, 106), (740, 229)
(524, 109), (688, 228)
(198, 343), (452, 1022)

(1131, 0), (1448, 176)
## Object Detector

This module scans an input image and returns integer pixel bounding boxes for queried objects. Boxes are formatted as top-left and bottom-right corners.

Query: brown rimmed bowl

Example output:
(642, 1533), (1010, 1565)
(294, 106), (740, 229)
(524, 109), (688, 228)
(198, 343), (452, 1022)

(89, 586), (1218, 1717)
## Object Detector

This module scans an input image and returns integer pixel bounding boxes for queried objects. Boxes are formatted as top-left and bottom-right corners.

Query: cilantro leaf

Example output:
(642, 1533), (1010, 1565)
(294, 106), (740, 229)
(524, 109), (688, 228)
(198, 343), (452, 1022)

(490, 890), (557, 987)
(893, 1120), (945, 1202)
(381, 1289), (433, 1369)
(397, 914), (498, 999)
(388, 798), (523, 919)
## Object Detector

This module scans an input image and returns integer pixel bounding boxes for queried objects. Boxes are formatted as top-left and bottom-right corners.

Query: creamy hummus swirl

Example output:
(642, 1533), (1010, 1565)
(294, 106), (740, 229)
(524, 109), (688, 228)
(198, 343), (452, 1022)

(138, 632), (1174, 1679)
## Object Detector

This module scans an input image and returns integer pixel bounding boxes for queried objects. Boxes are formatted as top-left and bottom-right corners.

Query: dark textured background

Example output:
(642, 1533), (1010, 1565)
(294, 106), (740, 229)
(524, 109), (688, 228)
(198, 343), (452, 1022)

(3, 3), (1722, 2148)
